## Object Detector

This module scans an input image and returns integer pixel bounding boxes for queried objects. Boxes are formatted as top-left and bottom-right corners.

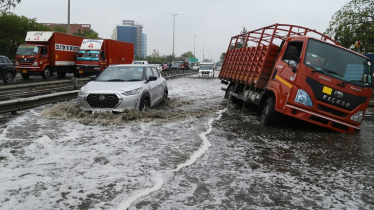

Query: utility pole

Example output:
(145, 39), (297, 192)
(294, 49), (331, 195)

(67, 0), (70, 34)
(171, 13), (178, 62)
(203, 45), (205, 61)
(194, 35), (197, 60)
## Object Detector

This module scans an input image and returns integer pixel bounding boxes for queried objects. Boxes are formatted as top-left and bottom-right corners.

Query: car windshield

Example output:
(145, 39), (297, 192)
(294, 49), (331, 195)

(16, 45), (39, 56)
(200, 65), (213, 70)
(77, 51), (100, 61)
(96, 66), (144, 81)
(305, 39), (372, 87)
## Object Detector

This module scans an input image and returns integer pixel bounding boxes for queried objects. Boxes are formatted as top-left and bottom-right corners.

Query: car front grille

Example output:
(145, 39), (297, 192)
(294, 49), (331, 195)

(86, 94), (119, 108)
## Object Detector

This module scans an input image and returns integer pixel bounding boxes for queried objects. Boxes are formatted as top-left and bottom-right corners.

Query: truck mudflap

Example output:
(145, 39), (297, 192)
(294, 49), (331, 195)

(283, 104), (360, 133)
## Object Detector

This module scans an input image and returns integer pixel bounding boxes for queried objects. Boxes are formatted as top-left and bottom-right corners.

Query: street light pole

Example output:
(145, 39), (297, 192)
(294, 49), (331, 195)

(171, 13), (178, 62)
(203, 45), (205, 61)
(194, 35), (197, 60)
(67, 0), (70, 34)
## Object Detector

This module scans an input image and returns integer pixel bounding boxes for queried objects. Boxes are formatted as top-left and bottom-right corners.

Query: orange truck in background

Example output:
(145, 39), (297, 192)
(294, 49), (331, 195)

(219, 23), (373, 133)
(75, 39), (134, 76)
(15, 31), (84, 79)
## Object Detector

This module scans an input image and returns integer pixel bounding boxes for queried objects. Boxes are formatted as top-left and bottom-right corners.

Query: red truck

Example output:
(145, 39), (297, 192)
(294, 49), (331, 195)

(75, 39), (134, 76)
(219, 24), (373, 133)
(15, 31), (84, 79)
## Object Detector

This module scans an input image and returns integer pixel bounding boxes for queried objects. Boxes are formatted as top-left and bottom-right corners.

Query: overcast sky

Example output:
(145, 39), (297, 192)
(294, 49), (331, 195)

(11, 0), (348, 62)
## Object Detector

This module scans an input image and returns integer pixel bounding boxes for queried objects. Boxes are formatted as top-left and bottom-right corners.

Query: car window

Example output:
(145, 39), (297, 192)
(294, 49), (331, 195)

(0, 58), (4, 63)
(146, 67), (154, 79)
(152, 67), (160, 78)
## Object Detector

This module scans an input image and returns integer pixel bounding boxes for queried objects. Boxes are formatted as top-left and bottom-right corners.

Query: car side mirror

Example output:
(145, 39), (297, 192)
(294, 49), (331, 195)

(90, 75), (97, 80)
(148, 75), (157, 81)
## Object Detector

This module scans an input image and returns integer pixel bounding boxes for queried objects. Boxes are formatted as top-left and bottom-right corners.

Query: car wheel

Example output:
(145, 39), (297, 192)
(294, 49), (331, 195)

(42, 67), (51, 79)
(261, 97), (277, 126)
(21, 73), (30, 79)
(3, 71), (14, 83)
(140, 97), (150, 112)
(57, 72), (66, 78)
(162, 89), (168, 101)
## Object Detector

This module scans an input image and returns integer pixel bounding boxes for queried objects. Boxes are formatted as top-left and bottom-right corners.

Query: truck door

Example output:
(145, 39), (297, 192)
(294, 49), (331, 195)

(274, 41), (304, 109)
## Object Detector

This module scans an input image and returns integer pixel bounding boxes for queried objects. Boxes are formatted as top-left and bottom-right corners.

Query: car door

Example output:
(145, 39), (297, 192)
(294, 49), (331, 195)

(151, 67), (163, 101)
(145, 66), (159, 106)
(0, 58), (5, 80)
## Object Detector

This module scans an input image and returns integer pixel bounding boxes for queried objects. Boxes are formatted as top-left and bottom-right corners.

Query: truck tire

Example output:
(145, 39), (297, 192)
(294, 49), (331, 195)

(42, 67), (52, 79)
(225, 85), (238, 103)
(21, 73), (30, 79)
(3, 71), (14, 83)
(139, 96), (150, 112)
(261, 97), (277, 126)
(57, 72), (66, 78)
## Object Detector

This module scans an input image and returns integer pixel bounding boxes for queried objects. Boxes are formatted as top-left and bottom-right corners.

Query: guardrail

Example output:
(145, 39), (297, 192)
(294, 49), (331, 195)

(0, 71), (198, 114)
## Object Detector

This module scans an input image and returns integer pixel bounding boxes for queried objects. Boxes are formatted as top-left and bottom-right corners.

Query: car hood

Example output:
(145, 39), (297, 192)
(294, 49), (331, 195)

(84, 81), (145, 92)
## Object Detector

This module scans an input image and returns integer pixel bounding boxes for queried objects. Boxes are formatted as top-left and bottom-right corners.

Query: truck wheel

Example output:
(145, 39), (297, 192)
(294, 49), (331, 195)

(57, 72), (66, 78)
(21, 73), (30, 79)
(261, 97), (277, 126)
(74, 71), (81, 78)
(3, 71), (14, 83)
(139, 97), (150, 112)
(42, 67), (51, 79)
(225, 85), (238, 103)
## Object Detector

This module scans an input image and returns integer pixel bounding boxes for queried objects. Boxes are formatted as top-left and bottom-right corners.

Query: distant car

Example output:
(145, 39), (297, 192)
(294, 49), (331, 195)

(77, 64), (168, 113)
(0, 55), (16, 83)
(132, 60), (149, 65)
(192, 65), (199, 70)
(153, 64), (162, 72)
(171, 63), (180, 70)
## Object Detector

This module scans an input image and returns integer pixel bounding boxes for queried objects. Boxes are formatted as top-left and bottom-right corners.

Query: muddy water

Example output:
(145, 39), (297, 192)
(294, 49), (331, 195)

(1, 75), (374, 210)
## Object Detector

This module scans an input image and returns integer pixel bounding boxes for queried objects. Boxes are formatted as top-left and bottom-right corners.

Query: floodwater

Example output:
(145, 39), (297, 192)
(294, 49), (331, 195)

(0, 75), (373, 210)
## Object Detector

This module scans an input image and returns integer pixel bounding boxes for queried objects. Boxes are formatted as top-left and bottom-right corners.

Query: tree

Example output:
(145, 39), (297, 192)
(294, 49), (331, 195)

(52, 25), (67, 33)
(220, 52), (226, 61)
(0, 12), (50, 59)
(73, 29), (101, 39)
(325, 0), (374, 52)
(181, 51), (195, 58)
(0, 0), (21, 12)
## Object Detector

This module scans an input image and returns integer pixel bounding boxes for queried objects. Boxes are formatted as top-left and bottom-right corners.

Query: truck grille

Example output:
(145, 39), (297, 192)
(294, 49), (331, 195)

(86, 94), (119, 108)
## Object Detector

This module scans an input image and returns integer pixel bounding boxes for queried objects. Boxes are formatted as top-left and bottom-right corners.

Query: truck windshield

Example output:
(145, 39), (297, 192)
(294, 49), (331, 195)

(200, 65), (213, 70)
(77, 51), (100, 61)
(16, 45), (39, 56)
(305, 39), (372, 87)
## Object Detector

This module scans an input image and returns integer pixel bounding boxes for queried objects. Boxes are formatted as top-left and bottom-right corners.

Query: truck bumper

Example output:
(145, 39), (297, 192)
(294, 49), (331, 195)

(283, 104), (360, 133)
(76, 70), (101, 76)
(16, 67), (42, 75)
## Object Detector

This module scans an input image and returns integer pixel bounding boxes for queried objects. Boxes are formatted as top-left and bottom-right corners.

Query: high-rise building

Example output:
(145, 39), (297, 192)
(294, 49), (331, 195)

(112, 20), (146, 57)
(142, 34), (147, 58)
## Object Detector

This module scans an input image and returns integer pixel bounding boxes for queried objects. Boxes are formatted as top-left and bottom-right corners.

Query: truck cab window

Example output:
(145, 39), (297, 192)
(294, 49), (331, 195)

(282, 42), (303, 66)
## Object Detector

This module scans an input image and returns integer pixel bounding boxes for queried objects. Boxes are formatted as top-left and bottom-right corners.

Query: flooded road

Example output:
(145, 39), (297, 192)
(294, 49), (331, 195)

(0, 75), (373, 209)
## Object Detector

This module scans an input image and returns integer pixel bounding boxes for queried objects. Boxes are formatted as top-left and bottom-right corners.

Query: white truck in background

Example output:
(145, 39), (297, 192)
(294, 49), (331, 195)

(198, 61), (216, 77)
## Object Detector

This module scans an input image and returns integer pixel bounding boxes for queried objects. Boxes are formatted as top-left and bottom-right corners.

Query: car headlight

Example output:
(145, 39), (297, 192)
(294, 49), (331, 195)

(78, 88), (86, 95)
(294, 89), (313, 107)
(32, 62), (38, 66)
(350, 111), (364, 122)
(122, 88), (141, 96)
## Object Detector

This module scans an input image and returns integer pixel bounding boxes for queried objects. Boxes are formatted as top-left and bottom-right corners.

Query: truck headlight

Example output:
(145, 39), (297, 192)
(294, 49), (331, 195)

(15, 61), (19, 66)
(94, 67), (100, 70)
(350, 111), (364, 122)
(122, 88), (141, 96)
(76, 66), (80, 70)
(294, 89), (313, 107)
(32, 62), (38, 66)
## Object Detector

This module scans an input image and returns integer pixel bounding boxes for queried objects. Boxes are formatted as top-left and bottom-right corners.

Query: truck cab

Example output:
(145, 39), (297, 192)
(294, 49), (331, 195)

(76, 50), (106, 76)
(199, 62), (215, 77)
(15, 44), (50, 79)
